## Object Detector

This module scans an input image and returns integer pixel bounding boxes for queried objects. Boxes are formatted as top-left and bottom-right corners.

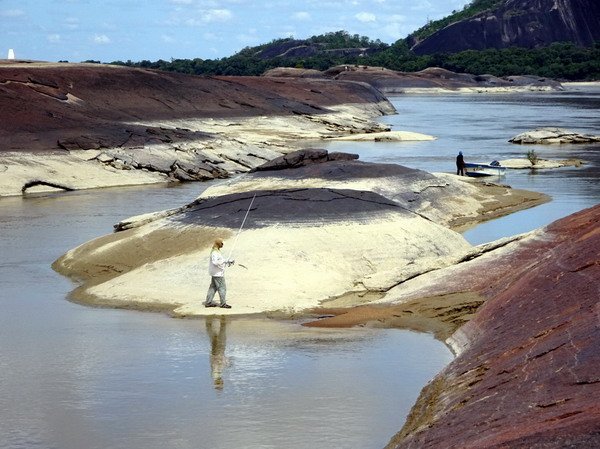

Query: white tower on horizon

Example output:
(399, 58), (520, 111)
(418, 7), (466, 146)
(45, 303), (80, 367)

(7, 49), (15, 59)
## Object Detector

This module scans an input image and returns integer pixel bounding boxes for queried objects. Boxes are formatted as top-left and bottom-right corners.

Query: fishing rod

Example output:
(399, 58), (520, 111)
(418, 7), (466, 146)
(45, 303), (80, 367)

(227, 193), (257, 263)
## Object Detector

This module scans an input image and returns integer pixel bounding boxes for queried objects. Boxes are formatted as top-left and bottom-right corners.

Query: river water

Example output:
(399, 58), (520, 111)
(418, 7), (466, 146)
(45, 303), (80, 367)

(1, 87), (599, 449)
(325, 87), (600, 244)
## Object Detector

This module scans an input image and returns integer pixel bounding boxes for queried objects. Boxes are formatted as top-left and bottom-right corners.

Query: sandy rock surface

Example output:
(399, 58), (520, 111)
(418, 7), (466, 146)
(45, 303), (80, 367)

(509, 127), (600, 144)
(327, 130), (435, 142)
(53, 187), (471, 316)
(0, 62), (397, 197)
(53, 151), (549, 317)
(500, 157), (585, 169)
(0, 152), (169, 195)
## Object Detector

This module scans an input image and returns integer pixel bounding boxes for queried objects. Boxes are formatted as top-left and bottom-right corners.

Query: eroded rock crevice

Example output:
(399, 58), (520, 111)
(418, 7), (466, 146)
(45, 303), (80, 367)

(22, 180), (74, 193)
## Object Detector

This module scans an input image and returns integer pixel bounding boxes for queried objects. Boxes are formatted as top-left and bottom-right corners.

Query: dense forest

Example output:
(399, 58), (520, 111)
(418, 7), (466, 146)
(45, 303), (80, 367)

(101, 36), (599, 81)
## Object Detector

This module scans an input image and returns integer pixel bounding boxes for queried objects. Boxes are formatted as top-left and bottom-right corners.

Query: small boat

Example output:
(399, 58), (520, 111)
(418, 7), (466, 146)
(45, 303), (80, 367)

(464, 160), (506, 177)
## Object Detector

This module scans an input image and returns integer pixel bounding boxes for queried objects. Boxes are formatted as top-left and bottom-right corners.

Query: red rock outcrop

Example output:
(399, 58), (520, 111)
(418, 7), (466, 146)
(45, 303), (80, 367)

(387, 204), (600, 448)
(0, 62), (391, 153)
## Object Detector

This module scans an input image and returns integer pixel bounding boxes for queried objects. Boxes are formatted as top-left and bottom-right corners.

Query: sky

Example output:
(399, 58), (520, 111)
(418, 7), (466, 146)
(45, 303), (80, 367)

(1, 0), (470, 63)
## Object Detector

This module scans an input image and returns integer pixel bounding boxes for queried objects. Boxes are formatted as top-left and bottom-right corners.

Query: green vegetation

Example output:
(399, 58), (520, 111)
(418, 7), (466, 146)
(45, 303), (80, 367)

(439, 42), (600, 80)
(527, 149), (539, 166)
(111, 31), (389, 76)
(111, 39), (600, 81)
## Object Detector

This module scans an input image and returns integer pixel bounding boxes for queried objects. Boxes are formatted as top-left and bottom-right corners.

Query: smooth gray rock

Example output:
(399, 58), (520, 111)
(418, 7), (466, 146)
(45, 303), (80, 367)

(509, 127), (600, 144)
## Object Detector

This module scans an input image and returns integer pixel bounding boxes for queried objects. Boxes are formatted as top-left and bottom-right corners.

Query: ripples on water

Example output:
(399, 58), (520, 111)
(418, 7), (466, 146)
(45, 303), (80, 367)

(1, 88), (598, 449)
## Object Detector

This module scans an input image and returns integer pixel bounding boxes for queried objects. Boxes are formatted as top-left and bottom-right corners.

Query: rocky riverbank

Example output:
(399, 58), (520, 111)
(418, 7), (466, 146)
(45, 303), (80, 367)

(52, 150), (548, 315)
(0, 62), (396, 197)
(509, 127), (600, 144)
(264, 66), (563, 94)
(308, 204), (600, 448)
(389, 204), (600, 448)
(53, 149), (599, 448)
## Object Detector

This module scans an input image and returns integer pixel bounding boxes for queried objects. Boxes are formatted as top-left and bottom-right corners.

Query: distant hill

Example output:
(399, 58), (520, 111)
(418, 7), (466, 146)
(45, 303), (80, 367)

(248, 35), (383, 60)
(111, 3), (600, 81)
(409, 0), (600, 55)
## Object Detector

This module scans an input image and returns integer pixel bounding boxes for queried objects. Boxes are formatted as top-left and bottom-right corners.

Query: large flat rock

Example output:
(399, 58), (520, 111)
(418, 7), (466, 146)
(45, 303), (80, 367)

(509, 127), (600, 144)
(53, 185), (472, 316)
(200, 153), (549, 230)
(0, 62), (393, 152)
(53, 155), (549, 317)
(0, 62), (397, 197)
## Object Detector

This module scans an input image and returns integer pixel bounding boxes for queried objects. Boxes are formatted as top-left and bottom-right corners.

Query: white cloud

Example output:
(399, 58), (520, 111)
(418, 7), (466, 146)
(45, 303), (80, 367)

(204, 9), (233, 22)
(47, 34), (61, 43)
(161, 34), (175, 43)
(65, 17), (80, 30)
(170, 0), (194, 3)
(184, 8), (233, 26)
(237, 29), (261, 46)
(355, 12), (376, 23)
(293, 11), (310, 21)
(93, 34), (111, 44)
(410, 1), (433, 12)
(0, 9), (25, 17)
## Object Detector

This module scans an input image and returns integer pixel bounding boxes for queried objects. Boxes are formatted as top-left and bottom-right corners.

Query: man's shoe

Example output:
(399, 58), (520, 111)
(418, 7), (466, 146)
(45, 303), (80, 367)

(205, 303), (218, 308)
(220, 304), (232, 309)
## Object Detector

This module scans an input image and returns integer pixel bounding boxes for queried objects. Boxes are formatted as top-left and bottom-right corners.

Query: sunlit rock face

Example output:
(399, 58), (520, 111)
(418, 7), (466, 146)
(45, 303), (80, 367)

(0, 62), (396, 196)
(53, 153), (499, 316)
(386, 204), (600, 449)
(53, 187), (472, 316)
(53, 150), (545, 317)
(410, 0), (600, 55)
(509, 127), (600, 144)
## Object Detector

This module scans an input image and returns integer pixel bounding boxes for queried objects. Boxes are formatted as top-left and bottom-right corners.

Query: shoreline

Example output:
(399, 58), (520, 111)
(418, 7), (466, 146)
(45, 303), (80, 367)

(55, 178), (549, 331)
(0, 103), (394, 198)
(381, 85), (560, 95)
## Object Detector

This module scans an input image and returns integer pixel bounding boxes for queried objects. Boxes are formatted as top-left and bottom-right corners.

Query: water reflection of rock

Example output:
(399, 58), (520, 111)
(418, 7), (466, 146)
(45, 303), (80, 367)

(205, 316), (228, 390)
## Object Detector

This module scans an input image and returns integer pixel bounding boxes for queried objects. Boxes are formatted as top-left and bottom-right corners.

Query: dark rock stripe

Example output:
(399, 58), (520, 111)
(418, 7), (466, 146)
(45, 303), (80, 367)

(174, 188), (408, 229)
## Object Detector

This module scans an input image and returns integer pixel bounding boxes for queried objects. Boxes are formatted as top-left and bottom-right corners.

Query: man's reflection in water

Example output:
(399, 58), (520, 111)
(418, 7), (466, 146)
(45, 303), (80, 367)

(205, 316), (227, 390)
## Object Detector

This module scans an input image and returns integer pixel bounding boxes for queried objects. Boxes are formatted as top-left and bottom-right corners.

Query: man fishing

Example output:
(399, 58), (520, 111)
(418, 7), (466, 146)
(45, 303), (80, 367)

(204, 193), (256, 310)
(204, 238), (234, 309)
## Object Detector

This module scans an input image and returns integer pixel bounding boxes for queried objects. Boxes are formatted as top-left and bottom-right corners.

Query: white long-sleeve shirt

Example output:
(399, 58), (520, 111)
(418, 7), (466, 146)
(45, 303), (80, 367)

(208, 249), (227, 277)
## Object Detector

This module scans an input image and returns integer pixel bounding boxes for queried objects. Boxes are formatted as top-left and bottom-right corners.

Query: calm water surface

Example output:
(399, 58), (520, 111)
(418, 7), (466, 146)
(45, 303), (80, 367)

(322, 87), (600, 243)
(0, 184), (451, 449)
(1, 87), (599, 449)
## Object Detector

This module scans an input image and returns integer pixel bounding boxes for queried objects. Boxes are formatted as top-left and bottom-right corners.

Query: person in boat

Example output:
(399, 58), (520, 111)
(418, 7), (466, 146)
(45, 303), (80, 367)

(204, 238), (234, 309)
(456, 151), (466, 176)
